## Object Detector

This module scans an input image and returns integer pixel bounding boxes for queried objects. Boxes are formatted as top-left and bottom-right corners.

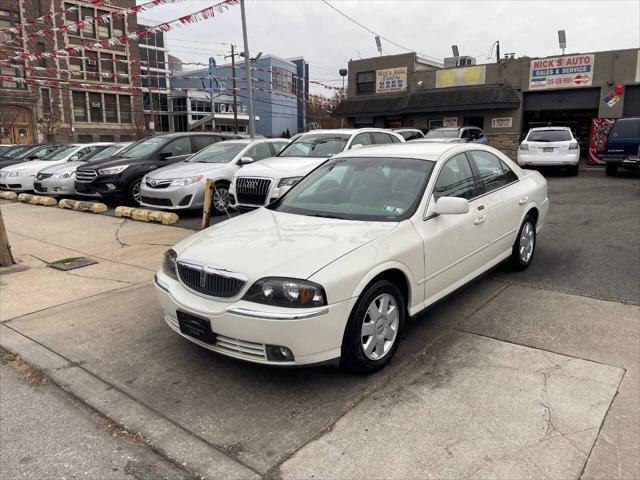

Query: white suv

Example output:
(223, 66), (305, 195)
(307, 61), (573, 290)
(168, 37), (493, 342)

(229, 129), (404, 210)
(517, 127), (580, 175)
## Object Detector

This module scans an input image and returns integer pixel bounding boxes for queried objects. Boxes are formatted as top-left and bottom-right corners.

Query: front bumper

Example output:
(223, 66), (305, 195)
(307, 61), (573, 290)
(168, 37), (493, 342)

(0, 175), (34, 191)
(154, 272), (354, 366)
(140, 181), (204, 210)
(74, 174), (124, 198)
(517, 152), (579, 166)
(34, 177), (75, 195)
(229, 180), (291, 210)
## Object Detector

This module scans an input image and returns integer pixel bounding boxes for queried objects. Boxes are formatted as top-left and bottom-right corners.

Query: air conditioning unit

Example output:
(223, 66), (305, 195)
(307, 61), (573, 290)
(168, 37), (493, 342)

(87, 59), (97, 66)
(90, 102), (101, 108)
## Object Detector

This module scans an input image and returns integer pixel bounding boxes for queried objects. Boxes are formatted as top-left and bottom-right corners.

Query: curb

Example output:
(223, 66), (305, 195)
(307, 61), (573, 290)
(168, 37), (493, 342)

(17, 193), (57, 206)
(0, 191), (18, 202)
(115, 206), (179, 225)
(0, 322), (259, 480)
(58, 198), (108, 214)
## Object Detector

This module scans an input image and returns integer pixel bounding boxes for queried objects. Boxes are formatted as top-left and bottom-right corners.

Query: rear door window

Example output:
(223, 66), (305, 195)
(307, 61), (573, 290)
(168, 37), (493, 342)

(192, 135), (218, 152)
(371, 132), (393, 144)
(467, 150), (513, 194)
(350, 133), (372, 148)
(433, 153), (478, 200)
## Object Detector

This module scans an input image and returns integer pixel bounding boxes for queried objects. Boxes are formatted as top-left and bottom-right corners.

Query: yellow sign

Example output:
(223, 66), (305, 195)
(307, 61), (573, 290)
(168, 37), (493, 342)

(436, 65), (486, 88)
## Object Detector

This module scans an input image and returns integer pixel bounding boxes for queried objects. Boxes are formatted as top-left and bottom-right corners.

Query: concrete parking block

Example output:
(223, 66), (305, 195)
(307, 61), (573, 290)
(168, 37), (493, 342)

(279, 332), (623, 480)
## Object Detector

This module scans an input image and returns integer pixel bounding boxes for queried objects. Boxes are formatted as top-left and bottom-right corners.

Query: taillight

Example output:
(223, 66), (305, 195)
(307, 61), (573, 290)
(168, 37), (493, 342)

(568, 142), (579, 150)
(519, 143), (529, 151)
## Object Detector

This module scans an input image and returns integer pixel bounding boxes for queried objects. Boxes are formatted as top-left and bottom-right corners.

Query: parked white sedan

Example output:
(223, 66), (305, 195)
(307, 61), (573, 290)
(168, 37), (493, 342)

(517, 126), (580, 175)
(155, 142), (548, 373)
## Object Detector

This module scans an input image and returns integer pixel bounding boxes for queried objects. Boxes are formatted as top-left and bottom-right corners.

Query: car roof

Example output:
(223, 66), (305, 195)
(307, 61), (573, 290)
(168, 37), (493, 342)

(529, 126), (571, 131)
(332, 141), (467, 162)
(306, 128), (397, 135)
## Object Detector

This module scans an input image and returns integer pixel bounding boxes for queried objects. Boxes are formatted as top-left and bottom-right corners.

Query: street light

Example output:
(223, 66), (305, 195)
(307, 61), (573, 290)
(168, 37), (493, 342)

(339, 68), (347, 128)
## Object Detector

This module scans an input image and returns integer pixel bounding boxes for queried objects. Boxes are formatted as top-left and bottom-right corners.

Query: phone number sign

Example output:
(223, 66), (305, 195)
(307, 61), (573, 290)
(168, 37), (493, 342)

(529, 54), (595, 90)
(376, 67), (407, 93)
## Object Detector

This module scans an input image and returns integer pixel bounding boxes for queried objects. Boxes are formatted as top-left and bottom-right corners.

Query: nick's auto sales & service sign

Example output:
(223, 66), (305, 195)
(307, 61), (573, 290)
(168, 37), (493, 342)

(529, 54), (595, 90)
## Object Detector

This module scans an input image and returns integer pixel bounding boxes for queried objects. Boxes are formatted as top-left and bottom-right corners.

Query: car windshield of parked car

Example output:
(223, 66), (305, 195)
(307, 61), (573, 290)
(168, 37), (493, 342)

(272, 156), (435, 222)
(278, 134), (350, 158)
(4, 146), (30, 158)
(527, 130), (572, 142)
(185, 143), (245, 164)
(424, 129), (459, 139)
(86, 145), (122, 162)
(41, 145), (76, 161)
(119, 137), (169, 159)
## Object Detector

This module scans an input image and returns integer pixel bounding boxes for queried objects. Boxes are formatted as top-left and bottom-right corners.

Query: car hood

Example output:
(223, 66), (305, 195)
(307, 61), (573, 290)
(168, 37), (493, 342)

(147, 161), (229, 180)
(80, 155), (140, 170)
(39, 161), (83, 174)
(0, 159), (66, 174)
(174, 207), (398, 280)
(236, 156), (328, 179)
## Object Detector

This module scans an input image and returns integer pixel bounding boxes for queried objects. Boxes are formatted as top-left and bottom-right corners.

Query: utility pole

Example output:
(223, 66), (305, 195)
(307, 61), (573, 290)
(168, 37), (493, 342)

(496, 40), (500, 64)
(240, 0), (255, 138)
(208, 57), (216, 132)
(225, 45), (240, 135)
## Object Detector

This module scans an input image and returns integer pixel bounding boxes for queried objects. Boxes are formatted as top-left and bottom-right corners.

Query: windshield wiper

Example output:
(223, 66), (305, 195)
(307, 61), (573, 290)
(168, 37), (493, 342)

(308, 213), (348, 220)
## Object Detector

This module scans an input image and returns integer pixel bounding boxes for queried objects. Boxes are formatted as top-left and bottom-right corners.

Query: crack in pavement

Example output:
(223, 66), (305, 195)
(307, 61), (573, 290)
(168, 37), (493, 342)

(114, 219), (130, 248)
(63, 269), (137, 286)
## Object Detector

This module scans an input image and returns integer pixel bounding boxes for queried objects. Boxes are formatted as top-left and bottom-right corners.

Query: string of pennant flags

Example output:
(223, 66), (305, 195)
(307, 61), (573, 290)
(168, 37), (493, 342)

(0, 74), (340, 109)
(0, 0), (105, 35)
(0, 0), (190, 49)
(2, 0), (239, 62)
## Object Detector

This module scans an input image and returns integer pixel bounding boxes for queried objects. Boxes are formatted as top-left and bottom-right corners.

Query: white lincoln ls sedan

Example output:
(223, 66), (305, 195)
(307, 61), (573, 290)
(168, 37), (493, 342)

(155, 142), (549, 373)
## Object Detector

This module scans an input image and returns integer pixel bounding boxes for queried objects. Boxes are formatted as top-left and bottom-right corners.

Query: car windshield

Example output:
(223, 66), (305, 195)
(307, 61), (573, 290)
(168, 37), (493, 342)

(424, 129), (460, 139)
(4, 146), (30, 158)
(42, 145), (76, 161)
(186, 143), (245, 163)
(272, 156), (435, 222)
(87, 145), (123, 162)
(119, 137), (170, 159)
(278, 134), (350, 158)
(527, 130), (572, 142)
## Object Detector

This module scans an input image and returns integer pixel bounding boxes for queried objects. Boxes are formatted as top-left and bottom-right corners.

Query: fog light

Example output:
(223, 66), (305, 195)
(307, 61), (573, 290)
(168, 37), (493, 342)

(106, 183), (116, 191)
(266, 345), (294, 362)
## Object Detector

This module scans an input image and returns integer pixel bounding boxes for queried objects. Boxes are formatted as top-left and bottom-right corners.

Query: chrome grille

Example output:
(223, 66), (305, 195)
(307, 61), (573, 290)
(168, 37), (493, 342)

(146, 178), (172, 189)
(177, 261), (246, 298)
(75, 170), (97, 182)
(235, 177), (271, 205)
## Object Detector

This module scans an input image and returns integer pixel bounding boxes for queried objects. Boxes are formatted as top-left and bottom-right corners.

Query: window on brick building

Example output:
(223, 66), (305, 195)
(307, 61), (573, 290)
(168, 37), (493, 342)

(81, 7), (96, 38)
(116, 55), (128, 84)
(89, 92), (102, 122)
(112, 15), (124, 37)
(70, 56), (83, 79)
(100, 52), (114, 82)
(73, 91), (87, 121)
(36, 42), (47, 68)
(0, 10), (24, 89)
(356, 71), (375, 94)
(119, 96), (132, 123)
(41, 88), (51, 114)
(104, 94), (118, 123)
(85, 51), (98, 79)
(64, 3), (78, 27)
(97, 10), (110, 39)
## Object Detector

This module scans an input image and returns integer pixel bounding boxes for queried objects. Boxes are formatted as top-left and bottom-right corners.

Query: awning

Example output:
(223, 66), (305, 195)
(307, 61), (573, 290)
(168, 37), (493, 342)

(333, 84), (521, 117)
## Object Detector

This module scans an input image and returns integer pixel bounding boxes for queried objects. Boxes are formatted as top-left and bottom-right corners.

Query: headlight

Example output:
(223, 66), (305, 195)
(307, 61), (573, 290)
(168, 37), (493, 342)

(52, 171), (75, 179)
(8, 170), (25, 177)
(519, 143), (529, 151)
(170, 175), (204, 187)
(278, 176), (303, 188)
(243, 277), (327, 308)
(98, 165), (129, 175)
(162, 249), (178, 280)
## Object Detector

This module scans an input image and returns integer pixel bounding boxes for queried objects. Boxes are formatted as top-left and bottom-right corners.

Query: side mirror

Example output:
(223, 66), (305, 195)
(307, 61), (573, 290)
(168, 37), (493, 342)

(238, 156), (254, 165)
(159, 151), (172, 160)
(68, 155), (79, 162)
(432, 196), (469, 215)
(350, 144), (364, 150)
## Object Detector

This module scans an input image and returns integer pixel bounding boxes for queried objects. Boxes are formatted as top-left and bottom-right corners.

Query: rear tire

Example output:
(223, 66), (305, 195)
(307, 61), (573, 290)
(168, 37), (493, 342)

(605, 163), (618, 177)
(508, 215), (536, 271)
(341, 280), (405, 374)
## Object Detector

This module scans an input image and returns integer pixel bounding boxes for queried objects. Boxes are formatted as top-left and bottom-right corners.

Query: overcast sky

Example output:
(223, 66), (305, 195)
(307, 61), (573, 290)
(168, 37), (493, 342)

(141, 0), (640, 93)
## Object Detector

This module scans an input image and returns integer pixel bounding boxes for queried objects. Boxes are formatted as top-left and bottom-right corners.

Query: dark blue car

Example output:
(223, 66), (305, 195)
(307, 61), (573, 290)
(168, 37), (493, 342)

(599, 117), (640, 176)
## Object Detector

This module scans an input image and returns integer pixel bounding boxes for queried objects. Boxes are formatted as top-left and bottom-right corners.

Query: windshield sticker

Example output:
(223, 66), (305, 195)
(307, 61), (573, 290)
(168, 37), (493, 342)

(383, 206), (404, 215)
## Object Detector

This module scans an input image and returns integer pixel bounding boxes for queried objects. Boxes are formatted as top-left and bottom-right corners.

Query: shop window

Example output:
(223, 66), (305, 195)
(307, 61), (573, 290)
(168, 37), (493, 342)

(89, 92), (102, 122)
(356, 71), (375, 94)
(104, 94), (118, 123)
(72, 91), (87, 122)
(428, 119), (443, 130)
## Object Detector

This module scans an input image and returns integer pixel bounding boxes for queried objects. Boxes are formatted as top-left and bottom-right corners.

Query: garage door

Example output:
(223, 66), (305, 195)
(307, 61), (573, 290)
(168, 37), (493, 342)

(623, 85), (640, 117)
(523, 88), (600, 111)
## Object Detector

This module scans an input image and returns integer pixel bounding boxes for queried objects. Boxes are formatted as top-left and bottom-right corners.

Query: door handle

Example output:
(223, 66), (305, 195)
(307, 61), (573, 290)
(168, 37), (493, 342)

(518, 197), (529, 205)
(474, 215), (487, 225)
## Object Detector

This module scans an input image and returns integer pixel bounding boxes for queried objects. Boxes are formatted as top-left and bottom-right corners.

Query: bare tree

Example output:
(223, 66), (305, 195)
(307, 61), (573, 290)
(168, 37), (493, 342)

(37, 109), (62, 142)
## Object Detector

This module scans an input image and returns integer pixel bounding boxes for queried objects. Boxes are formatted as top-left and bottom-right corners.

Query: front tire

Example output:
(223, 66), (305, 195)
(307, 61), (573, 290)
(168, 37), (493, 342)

(605, 163), (618, 177)
(341, 280), (405, 374)
(509, 215), (536, 270)
(211, 181), (231, 216)
(127, 178), (142, 205)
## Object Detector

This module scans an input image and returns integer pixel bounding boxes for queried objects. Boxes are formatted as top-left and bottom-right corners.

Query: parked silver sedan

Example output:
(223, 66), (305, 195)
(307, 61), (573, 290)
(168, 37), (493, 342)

(140, 138), (288, 214)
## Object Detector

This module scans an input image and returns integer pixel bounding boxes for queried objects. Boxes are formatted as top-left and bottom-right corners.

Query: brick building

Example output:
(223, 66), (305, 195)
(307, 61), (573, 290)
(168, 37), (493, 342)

(0, 0), (144, 144)
(334, 49), (640, 160)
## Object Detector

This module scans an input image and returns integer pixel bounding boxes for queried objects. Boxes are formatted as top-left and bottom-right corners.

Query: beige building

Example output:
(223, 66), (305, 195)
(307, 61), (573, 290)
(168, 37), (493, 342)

(334, 49), (640, 160)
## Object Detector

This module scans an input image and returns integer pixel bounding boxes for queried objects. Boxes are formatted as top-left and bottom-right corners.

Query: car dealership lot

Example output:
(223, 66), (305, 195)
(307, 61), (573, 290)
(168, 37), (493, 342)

(1, 170), (638, 479)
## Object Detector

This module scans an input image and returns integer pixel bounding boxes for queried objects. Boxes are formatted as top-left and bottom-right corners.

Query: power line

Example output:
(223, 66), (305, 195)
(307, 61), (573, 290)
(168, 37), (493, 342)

(320, 0), (442, 63)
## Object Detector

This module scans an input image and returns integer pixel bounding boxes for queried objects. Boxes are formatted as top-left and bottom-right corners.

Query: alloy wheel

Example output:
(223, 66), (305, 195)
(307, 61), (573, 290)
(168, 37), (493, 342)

(132, 181), (142, 204)
(212, 186), (230, 213)
(361, 293), (399, 360)
(519, 221), (535, 263)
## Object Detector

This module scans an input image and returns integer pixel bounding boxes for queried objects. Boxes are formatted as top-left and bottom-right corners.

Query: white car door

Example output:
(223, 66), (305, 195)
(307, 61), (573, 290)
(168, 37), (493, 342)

(413, 153), (489, 305)
(466, 150), (523, 260)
